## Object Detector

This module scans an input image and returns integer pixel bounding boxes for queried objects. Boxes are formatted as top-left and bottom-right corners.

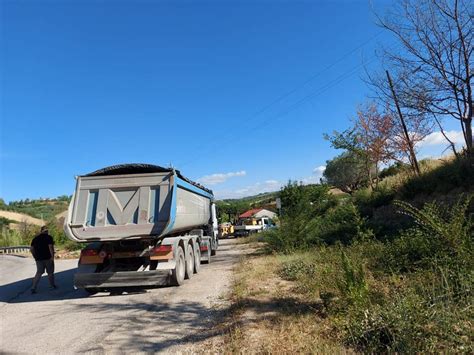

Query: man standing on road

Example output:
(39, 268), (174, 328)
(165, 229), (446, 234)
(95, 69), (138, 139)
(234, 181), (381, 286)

(30, 226), (57, 294)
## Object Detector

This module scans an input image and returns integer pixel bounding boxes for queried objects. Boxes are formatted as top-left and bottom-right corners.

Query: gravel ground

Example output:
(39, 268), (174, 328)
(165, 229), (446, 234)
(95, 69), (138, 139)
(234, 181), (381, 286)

(0, 238), (245, 354)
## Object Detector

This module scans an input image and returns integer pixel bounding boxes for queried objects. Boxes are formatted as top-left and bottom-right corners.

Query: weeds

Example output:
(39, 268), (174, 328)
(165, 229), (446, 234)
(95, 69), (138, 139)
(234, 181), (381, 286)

(337, 250), (369, 307)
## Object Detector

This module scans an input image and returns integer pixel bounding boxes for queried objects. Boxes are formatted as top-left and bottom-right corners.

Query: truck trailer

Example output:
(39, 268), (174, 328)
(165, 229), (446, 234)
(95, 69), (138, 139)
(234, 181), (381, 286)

(64, 164), (218, 293)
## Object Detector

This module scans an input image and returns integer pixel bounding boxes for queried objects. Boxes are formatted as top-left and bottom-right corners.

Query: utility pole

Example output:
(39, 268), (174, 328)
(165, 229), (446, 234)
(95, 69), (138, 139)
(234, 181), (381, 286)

(386, 70), (421, 176)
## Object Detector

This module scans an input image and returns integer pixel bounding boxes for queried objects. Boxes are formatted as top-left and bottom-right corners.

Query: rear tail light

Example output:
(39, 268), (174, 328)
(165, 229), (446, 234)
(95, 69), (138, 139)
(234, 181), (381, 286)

(79, 248), (104, 264)
(150, 244), (173, 261)
(152, 245), (172, 254)
(200, 245), (208, 252)
(81, 249), (99, 257)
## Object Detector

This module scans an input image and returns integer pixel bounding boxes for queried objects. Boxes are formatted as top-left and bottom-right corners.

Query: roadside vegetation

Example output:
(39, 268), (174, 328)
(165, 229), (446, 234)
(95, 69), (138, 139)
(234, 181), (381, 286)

(218, 0), (473, 351)
(220, 156), (473, 353)
(0, 195), (71, 220)
(0, 196), (80, 251)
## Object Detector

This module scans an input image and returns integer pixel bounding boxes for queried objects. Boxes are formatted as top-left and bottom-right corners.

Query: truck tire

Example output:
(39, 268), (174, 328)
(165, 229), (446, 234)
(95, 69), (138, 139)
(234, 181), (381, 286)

(185, 246), (194, 280)
(194, 245), (201, 273)
(171, 246), (185, 286)
(202, 246), (211, 264)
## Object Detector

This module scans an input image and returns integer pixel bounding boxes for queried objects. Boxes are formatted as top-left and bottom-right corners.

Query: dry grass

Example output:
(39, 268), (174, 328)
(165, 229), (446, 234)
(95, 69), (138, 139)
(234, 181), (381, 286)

(0, 210), (44, 226)
(218, 251), (351, 354)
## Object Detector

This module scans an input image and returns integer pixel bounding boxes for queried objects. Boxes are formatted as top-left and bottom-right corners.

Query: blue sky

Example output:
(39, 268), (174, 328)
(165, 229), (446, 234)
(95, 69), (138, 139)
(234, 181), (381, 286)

(0, 0), (463, 202)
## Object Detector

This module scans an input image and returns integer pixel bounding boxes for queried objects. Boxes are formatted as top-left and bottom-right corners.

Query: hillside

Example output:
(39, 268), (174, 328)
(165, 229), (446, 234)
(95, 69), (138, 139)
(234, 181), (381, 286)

(219, 191), (279, 206)
(0, 210), (44, 226)
(0, 196), (70, 221)
(222, 155), (473, 353)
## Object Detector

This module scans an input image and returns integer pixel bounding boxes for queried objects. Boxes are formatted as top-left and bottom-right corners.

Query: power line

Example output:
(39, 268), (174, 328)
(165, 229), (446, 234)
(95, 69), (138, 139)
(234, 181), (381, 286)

(175, 32), (382, 167)
(180, 54), (379, 171)
(242, 31), (383, 124)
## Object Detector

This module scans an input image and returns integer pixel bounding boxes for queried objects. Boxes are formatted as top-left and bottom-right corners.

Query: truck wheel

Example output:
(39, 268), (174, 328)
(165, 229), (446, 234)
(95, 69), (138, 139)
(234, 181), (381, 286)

(194, 245), (201, 273)
(185, 246), (194, 280)
(202, 246), (211, 264)
(171, 246), (185, 286)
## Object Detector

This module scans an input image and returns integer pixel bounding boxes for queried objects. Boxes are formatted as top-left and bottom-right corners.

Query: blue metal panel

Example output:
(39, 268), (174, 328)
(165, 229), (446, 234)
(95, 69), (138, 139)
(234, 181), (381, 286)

(149, 188), (160, 223)
(162, 175), (178, 235)
(175, 177), (214, 200)
(86, 191), (98, 226)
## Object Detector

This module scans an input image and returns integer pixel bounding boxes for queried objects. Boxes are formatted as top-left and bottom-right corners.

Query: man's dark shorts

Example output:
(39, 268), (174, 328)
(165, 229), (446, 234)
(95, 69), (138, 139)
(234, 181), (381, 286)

(36, 259), (54, 275)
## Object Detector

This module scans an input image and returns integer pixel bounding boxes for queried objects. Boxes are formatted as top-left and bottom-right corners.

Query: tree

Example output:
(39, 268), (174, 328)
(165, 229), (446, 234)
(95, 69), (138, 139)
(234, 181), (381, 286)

(326, 103), (414, 186)
(280, 181), (334, 218)
(215, 200), (250, 224)
(323, 152), (369, 193)
(354, 103), (395, 185)
(371, 0), (473, 157)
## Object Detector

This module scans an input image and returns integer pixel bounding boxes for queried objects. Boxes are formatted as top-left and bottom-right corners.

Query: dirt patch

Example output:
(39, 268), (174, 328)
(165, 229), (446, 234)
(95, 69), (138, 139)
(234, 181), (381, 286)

(55, 249), (81, 259)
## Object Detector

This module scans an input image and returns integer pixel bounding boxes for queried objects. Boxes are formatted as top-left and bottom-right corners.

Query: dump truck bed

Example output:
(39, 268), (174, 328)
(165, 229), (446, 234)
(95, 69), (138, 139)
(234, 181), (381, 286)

(64, 164), (214, 242)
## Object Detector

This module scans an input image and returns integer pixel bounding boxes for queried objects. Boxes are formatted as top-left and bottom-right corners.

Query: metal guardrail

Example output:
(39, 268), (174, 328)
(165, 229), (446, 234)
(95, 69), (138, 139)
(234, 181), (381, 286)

(0, 246), (30, 254)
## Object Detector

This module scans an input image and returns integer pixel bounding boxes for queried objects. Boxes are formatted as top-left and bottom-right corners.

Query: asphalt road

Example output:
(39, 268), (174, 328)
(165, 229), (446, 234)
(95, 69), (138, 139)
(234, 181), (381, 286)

(0, 239), (244, 354)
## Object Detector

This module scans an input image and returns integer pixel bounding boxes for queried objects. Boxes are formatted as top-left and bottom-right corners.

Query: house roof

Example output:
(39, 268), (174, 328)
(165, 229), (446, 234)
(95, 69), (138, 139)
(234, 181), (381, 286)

(239, 208), (264, 218)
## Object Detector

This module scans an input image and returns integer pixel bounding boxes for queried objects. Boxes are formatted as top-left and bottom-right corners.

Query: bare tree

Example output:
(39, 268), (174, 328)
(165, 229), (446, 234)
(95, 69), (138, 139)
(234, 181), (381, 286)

(370, 0), (473, 157)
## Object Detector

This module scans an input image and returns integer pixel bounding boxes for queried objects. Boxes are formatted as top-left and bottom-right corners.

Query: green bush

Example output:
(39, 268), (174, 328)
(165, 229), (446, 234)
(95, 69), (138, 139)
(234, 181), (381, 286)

(379, 161), (410, 179)
(63, 240), (83, 251)
(318, 202), (367, 245)
(354, 185), (395, 217)
(337, 249), (369, 307)
(343, 268), (473, 352)
(341, 196), (474, 352)
(279, 259), (317, 281)
(383, 197), (473, 273)
(266, 181), (368, 252)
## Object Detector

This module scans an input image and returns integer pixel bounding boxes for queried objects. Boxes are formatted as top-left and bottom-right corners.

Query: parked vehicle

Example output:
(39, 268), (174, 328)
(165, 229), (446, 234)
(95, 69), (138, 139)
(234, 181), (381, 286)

(64, 164), (218, 293)
(218, 222), (234, 238)
(233, 217), (275, 237)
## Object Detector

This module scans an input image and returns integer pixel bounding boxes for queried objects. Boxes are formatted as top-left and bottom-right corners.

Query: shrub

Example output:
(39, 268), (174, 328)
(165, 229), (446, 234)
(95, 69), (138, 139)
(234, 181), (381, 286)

(379, 161), (410, 179)
(279, 259), (317, 281)
(343, 269), (473, 352)
(63, 240), (83, 251)
(337, 249), (369, 307)
(386, 196), (473, 272)
(265, 201), (367, 252)
(318, 202), (365, 245)
(354, 185), (395, 217)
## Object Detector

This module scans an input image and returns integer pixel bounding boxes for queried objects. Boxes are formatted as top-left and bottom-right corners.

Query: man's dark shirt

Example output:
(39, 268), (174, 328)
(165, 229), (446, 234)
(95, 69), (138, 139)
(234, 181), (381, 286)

(31, 233), (54, 261)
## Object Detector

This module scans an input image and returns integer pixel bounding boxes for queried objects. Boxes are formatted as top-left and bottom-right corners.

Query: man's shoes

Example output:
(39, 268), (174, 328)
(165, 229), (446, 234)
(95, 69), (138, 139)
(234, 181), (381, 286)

(49, 285), (58, 290)
(31, 289), (37, 294)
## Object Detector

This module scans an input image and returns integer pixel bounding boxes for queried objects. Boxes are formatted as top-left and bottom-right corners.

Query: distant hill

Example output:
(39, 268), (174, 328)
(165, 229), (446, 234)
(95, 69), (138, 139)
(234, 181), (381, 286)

(219, 191), (279, 207)
(0, 210), (44, 226)
(0, 196), (71, 221)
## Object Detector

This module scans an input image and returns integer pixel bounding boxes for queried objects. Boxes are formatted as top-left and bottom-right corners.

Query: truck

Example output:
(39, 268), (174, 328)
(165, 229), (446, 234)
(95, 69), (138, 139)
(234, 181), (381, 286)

(218, 222), (234, 238)
(64, 164), (218, 293)
(233, 217), (275, 237)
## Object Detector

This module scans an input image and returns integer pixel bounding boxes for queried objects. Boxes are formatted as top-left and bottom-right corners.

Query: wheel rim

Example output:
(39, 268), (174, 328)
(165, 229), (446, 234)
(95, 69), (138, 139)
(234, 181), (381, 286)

(178, 252), (185, 281)
(187, 249), (194, 275)
(195, 247), (201, 272)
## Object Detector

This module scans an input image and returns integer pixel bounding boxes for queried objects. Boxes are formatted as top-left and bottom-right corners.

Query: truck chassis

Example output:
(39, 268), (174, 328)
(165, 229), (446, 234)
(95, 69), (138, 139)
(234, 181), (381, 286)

(75, 229), (216, 293)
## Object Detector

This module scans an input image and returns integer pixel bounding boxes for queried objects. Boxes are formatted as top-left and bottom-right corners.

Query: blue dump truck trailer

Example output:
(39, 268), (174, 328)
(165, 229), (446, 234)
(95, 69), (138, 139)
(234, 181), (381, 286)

(64, 164), (218, 293)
